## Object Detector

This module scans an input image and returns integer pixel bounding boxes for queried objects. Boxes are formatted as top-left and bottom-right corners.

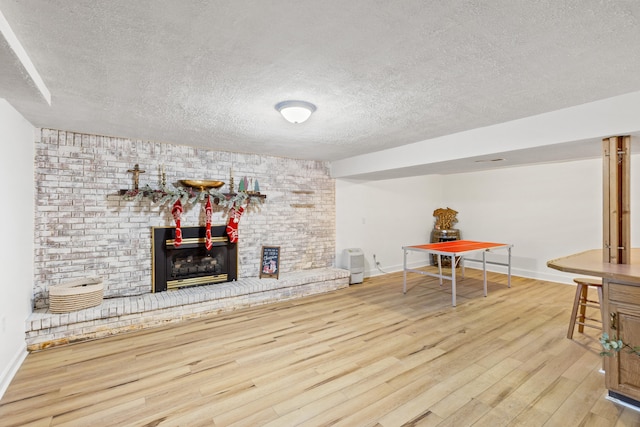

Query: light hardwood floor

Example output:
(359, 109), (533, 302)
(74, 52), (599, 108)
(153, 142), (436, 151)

(2, 268), (640, 426)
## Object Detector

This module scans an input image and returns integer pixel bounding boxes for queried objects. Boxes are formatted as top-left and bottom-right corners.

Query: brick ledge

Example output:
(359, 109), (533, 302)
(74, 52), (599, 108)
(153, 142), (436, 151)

(26, 268), (350, 351)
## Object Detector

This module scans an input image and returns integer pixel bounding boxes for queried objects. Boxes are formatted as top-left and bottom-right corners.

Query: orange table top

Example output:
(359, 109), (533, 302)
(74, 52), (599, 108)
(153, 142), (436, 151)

(405, 240), (510, 254)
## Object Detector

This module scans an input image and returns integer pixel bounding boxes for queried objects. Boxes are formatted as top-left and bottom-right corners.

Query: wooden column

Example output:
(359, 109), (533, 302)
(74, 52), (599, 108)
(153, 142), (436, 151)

(603, 135), (630, 264)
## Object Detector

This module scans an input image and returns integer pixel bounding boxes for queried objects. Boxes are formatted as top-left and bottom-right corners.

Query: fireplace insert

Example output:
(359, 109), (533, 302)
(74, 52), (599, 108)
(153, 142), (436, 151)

(152, 226), (237, 292)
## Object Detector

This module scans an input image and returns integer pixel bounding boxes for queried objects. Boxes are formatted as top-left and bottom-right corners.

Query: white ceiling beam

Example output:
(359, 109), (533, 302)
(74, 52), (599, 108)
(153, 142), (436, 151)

(330, 91), (640, 179)
(0, 9), (50, 106)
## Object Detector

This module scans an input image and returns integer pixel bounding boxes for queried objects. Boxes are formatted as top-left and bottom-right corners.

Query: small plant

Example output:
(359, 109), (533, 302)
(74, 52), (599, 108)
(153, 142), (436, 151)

(600, 332), (640, 357)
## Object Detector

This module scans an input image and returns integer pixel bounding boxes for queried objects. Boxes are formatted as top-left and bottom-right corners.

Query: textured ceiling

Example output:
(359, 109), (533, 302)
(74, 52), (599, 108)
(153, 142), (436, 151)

(1, 0), (640, 165)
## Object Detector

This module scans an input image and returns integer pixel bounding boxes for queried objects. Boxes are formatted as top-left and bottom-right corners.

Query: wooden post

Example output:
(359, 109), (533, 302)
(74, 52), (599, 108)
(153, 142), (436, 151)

(603, 136), (630, 264)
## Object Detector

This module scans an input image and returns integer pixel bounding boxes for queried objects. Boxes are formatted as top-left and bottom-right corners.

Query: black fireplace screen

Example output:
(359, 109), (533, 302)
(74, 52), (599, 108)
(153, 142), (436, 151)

(152, 226), (237, 292)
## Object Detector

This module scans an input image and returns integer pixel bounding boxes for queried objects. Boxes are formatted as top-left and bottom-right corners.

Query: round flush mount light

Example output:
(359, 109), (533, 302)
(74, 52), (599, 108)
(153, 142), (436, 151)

(275, 100), (316, 124)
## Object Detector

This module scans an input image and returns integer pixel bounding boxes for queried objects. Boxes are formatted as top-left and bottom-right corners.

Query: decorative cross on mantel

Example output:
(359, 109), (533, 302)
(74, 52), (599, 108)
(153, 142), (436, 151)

(127, 164), (146, 190)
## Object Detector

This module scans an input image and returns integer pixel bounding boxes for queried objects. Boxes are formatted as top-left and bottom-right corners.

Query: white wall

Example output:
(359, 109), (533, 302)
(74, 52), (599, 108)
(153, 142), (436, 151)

(335, 155), (640, 284)
(443, 159), (602, 283)
(336, 175), (444, 275)
(0, 99), (34, 398)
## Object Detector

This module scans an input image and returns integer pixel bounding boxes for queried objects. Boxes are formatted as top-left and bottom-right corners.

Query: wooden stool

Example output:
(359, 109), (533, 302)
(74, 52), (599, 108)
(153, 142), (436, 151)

(567, 277), (604, 339)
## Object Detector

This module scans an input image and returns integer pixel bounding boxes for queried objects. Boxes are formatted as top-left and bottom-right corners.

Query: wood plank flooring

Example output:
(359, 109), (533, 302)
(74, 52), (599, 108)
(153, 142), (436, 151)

(2, 268), (640, 426)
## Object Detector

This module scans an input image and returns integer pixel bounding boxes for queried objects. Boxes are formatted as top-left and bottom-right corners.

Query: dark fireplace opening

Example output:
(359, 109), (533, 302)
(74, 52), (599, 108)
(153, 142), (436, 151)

(152, 226), (237, 292)
(170, 247), (224, 277)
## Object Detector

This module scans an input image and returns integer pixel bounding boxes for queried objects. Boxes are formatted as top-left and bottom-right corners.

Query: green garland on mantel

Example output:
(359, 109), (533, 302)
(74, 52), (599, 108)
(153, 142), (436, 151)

(121, 185), (265, 209)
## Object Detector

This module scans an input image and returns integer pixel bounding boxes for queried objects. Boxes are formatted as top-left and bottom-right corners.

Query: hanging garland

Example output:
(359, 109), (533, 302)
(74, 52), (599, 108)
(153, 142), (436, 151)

(121, 184), (264, 209)
(600, 332), (640, 357)
(121, 184), (264, 245)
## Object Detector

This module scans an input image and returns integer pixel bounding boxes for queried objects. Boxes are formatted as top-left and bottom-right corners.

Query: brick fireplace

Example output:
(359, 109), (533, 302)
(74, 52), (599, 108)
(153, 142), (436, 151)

(33, 129), (337, 308)
(27, 129), (347, 350)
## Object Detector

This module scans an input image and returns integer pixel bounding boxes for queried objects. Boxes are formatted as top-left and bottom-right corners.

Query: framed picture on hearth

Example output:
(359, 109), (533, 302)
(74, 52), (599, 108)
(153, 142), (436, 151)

(260, 246), (280, 279)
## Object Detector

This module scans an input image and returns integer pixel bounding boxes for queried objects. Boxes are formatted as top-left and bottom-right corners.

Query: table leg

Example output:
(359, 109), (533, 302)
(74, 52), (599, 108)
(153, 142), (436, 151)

(461, 257), (465, 279)
(508, 246), (512, 288)
(483, 251), (487, 297)
(403, 249), (407, 294)
(451, 254), (457, 306)
(437, 254), (443, 286)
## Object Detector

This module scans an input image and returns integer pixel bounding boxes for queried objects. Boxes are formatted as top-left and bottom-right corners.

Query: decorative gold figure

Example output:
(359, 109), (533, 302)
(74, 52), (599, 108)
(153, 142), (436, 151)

(433, 207), (458, 230)
(127, 164), (145, 190)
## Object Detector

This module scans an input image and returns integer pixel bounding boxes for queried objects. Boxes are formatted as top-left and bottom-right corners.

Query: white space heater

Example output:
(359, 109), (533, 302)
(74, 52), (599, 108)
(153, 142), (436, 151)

(342, 248), (364, 284)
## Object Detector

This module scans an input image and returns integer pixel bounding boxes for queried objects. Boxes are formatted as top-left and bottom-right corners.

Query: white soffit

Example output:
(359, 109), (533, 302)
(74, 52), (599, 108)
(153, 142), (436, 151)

(0, 10), (49, 105)
(331, 91), (640, 179)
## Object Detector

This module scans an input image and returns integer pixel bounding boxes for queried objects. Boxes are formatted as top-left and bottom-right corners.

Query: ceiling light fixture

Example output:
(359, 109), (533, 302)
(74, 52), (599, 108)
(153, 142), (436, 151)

(275, 100), (316, 124)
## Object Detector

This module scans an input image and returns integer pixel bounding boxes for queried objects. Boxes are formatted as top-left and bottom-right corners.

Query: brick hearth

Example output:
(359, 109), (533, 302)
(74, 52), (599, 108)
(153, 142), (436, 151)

(26, 268), (349, 351)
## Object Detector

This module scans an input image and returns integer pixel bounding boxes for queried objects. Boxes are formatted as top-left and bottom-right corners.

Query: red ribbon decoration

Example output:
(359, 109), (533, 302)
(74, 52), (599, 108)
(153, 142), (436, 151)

(205, 195), (213, 250)
(171, 199), (183, 247)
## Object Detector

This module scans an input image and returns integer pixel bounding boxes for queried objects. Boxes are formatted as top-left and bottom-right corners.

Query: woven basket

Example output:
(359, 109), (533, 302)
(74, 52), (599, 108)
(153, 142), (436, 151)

(49, 277), (104, 313)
